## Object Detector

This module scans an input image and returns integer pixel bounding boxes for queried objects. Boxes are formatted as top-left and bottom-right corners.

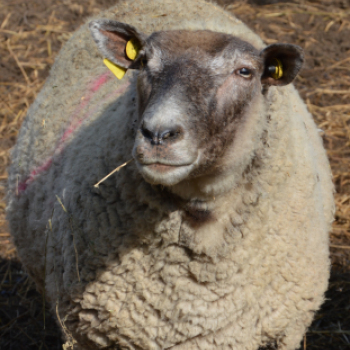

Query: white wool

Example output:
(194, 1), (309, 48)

(6, 0), (334, 350)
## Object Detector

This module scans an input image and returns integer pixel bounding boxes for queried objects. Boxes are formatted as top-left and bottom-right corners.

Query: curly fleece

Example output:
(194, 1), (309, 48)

(7, 0), (334, 349)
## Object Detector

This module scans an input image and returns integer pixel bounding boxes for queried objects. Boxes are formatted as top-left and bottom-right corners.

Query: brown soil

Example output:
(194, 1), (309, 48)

(0, 0), (349, 349)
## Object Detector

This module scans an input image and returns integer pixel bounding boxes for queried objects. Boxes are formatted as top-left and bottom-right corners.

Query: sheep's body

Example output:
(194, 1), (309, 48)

(7, 1), (334, 349)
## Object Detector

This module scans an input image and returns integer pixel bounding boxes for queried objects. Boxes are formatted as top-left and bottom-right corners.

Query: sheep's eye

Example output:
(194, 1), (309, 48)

(238, 68), (252, 78)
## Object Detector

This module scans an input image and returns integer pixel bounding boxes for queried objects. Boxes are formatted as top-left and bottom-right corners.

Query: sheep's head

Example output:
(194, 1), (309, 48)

(90, 20), (303, 190)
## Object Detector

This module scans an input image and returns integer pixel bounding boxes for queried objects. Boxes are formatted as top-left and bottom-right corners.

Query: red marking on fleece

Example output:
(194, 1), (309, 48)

(18, 72), (130, 194)
(91, 72), (110, 92)
(61, 72), (111, 143)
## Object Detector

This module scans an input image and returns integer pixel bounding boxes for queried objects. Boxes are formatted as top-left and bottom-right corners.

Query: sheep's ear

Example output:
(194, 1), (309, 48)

(260, 43), (304, 86)
(89, 20), (146, 69)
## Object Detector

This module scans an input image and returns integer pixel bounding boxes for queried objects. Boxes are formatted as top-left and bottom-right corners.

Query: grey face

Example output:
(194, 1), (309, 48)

(132, 31), (264, 186)
(89, 21), (304, 187)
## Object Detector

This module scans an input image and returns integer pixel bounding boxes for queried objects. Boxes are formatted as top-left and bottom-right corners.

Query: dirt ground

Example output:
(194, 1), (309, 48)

(0, 0), (349, 349)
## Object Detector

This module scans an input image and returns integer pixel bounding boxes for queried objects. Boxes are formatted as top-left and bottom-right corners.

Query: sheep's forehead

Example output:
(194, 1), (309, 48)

(146, 30), (261, 69)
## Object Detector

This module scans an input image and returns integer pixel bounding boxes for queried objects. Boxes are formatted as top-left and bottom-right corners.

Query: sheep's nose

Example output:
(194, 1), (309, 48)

(141, 122), (183, 145)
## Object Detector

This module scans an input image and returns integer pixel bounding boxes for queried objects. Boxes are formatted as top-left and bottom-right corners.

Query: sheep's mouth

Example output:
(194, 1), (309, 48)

(132, 141), (201, 186)
(135, 160), (197, 186)
(147, 163), (181, 173)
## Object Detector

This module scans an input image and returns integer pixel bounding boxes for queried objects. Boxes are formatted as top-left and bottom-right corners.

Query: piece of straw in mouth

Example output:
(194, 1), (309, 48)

(94, 159), (133, 188)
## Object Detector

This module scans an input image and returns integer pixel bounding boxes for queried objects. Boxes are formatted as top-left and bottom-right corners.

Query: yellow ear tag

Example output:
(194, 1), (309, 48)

(271, 58), (283, 80)
(126, 38), (140, 60)
(103, 58), (127, 80)
(103, 39), (140, 80)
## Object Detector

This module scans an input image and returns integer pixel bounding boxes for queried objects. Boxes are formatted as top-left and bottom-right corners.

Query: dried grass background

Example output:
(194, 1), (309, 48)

(0, 0), (349, 349)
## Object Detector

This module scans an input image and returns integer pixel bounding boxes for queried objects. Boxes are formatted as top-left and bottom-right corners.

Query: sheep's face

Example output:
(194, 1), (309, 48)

(90, 21), (303, 187)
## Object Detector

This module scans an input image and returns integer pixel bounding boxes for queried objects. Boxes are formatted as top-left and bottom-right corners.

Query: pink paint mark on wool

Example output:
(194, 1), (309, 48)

(66, 72), (112, 132)
(60, 78), (130, 143)
(22, 158), (53, 190)
(17, 73), (130, 195)
(82, 83), (130, 123)
(91, 72), (110, 92)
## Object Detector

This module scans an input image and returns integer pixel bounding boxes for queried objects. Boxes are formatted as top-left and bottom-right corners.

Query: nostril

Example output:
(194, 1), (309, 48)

(161, 131), (172, 140)
(140, 121), (183, 144)
(160, 128), (181, 141)
(141, 125), (154, 141)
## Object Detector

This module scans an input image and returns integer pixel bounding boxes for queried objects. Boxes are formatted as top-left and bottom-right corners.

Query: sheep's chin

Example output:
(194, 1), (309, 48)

(136, 162), (195, 186)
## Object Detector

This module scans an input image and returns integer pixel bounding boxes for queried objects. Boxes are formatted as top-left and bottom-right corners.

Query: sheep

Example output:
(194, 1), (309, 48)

(6, 0), (334, 349)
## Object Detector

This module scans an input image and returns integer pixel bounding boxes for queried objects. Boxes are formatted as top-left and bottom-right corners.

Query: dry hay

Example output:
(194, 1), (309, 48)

(0, 0), (349, 349)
